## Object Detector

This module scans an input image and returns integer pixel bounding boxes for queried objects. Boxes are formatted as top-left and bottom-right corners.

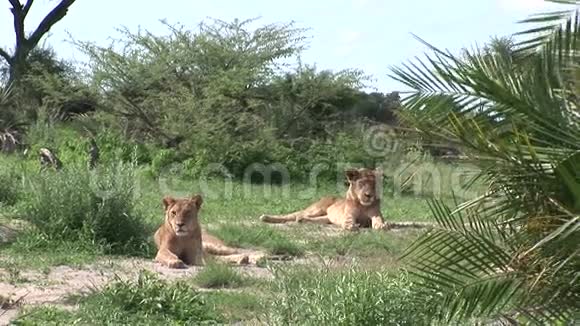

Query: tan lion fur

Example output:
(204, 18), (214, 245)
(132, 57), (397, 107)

(260, 167), (388, 231)
(154, 194), (249, 268)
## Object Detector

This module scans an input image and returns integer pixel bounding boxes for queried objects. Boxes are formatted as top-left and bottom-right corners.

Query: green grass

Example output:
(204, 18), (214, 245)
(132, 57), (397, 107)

(193, 260), (251, 288)
(204, 291), (266, 323)
(0, 232), (103, 271)
(308, 228), (423, 259)
(210, 223), (304, 256)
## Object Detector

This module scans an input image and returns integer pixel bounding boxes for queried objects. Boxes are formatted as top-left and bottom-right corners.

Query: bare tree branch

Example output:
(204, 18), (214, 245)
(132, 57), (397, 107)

(7, 0), (21, 10)
(0, 48), (12, 63)
(8, 0), (26, 48)
(115, 93), (174, 142)
(28, 0), (76, 49)
(22, 0), (34, 17)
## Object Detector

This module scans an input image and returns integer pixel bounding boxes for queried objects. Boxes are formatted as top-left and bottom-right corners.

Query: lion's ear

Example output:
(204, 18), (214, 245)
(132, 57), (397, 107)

(162, 196), (176, 211)
(190, 194), (203, 209)
(345, 169), (361, 182)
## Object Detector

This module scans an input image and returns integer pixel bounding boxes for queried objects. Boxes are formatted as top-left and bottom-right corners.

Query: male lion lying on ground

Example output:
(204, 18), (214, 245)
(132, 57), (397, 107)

(260, 167), (389, 231)
(154, 194), (250, 268)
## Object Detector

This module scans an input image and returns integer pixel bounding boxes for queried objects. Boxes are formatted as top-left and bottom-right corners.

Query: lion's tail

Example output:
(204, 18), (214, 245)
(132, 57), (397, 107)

(202, 231), (241, 256)
(203, 243), (239, 256)
(387, 221), (437, 229)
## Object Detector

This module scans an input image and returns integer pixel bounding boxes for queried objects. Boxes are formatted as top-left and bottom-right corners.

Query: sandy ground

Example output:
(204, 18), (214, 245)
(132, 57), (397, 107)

(0, 249), (273, 326)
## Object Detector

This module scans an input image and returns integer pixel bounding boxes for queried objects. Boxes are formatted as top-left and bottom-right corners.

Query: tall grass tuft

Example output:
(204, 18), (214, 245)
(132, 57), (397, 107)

(267, 266), (441, 325)
(18, 162), (152, 255)
(0, 168), (20, 207)
(0, 155), (29, 208)
(193, 260), (248, 288)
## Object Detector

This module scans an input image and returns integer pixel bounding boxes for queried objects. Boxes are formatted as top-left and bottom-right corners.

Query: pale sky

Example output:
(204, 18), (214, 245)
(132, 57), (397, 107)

(0, 0), (573, 92)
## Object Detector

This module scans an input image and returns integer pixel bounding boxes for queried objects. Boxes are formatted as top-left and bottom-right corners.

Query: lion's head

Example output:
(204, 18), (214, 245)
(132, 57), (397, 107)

(345, 167), (382, 206)
(162, 194), (203, 237)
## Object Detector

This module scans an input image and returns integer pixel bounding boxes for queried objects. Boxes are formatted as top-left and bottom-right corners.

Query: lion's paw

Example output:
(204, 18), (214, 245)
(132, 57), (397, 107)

(167, 259), (188, 269)
(343, 223), (359, 232)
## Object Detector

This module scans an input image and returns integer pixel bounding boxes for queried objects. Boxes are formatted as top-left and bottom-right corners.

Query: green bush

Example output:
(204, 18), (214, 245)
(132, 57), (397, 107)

(94, 129), (152, 165)
(18, 161), (151, 255)
(267, 267), (441, 325)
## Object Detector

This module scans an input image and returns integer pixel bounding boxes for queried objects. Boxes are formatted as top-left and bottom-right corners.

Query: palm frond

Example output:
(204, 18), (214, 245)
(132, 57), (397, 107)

(513, 1), (580, 59)
(391, 1), (580, 323)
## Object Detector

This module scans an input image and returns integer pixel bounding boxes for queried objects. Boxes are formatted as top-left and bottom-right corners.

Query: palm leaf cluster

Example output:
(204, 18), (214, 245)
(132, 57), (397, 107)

(390, 1), (580, 324)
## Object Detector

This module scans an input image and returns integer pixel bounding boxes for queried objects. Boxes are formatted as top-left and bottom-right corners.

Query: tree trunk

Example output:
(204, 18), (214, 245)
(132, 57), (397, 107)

(7, 48), (29, 85)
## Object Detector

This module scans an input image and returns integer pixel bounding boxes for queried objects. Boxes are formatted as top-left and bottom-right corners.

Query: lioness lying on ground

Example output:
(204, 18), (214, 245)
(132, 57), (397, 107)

(154, 194), (249, 268)
(260, 167), (389, 231)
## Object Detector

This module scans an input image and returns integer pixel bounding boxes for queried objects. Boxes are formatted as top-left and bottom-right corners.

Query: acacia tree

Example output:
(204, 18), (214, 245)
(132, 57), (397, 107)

(0, 0), (76, 84)
(76, 18), (309, 145)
